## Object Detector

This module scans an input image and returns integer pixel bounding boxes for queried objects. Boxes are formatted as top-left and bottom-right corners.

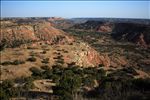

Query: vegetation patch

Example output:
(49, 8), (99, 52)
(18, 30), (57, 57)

(41, 58), (49, 64)
(26, 57), (37, 62)
(0, 60), (25, 66)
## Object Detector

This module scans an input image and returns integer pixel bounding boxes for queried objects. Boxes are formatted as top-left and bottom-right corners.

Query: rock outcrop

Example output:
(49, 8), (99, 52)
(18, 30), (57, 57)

(112, 23), (150, 47)
(0, 25), (37, 47)
(0, 21), (74, 47)
(71, 20), (150, 47)
(47, 17), (64, 21)
(136, 33), (147, 47)
(71, 21), (113, 33)
(0, 19), (110, 68)
(96, 22), (113, 33)
(33, 22), (74, 45)
(69, 43), (110, 67)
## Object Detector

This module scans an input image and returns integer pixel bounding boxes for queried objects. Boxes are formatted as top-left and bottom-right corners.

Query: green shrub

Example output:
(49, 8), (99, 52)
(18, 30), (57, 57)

(41, 58), (49, 64)
(12, 60), (25, 65)
(96, 69), (106, 80)
(59, 91), (73, 100)
(1, 61), (12, 66)
(27, 57), (36, 62)
(1, 60), (25, 66)
(51, 74), (60, 84)
(1, 80), (14, 90)
(41, 65), (50, 70)
(82, 75), (95, 87)
(56, 70), (81, 99)
(0, 39), (7, 51)
(42, 70), (53, 79)
(29, 67), (42, 77)
(83, 67), (97, 75)
(0, 79), (16, 100)
(23, 77), (35, 90)
(86, 75), (150, 100)
(0, 88), (8, 100)
(52, 64), (64, 75)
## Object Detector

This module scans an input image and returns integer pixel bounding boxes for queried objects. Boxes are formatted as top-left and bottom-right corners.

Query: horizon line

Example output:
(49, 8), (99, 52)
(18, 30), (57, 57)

(1, 16), (150, 20)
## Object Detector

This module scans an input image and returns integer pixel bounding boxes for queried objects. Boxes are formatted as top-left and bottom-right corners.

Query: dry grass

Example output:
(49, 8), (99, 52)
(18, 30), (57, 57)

(1, 42), (101, 80)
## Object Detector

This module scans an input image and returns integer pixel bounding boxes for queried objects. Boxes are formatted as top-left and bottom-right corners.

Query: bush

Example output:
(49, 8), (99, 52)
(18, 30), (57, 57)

(12, 60), (25, 65)
(53, 68), (82, 100)
(41, 65), (50, 70)
(83, 67), (97, 75)
(59, 91), (73, 100)
(42, 70), (53, 79)
(0, 39), (7, 51)
(0, 79), (15, 100)
(11, 40), (25, 48)
(82, 75), (95, 87)
(86, 76), (150, 100)
(41, 58), (49, 64)
(0, 88), (8, 100)
(51, 74), (60, 84)
(96, 69), (106, 80)
(0, 60), (25, 66)
(1, 61), (12, 66)
(27, 57), (36, 62)
(1, 80), (14, 90)
(29, 67), (42, 77)
(52, 64), (64, 75)
(41, 50), (47, 54)
(23, 77), (35, 90)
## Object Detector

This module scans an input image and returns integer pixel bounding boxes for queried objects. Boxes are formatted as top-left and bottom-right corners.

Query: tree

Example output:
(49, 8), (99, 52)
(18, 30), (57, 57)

(27, 56), (36, 62)
(82, 75), (95, 87)
(29, 67), (42, 77)
(41, 58), (49, 64)
(41, 65), (50, 71)
(54, 69), (82, 100)
(0, 80), (15, 100)
(0, 39), (7, 51)
(23, 77), (35, 90)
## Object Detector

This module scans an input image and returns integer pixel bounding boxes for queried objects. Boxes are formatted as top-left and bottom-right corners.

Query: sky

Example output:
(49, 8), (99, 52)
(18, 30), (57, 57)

(1, 1), (150, 19)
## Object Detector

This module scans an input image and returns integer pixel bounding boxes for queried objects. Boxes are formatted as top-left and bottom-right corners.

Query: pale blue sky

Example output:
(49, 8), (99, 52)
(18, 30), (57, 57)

(1, 1), (150, 19)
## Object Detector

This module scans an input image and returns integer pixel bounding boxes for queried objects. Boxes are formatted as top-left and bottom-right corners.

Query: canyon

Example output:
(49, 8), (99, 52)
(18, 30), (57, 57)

(0, 17), (150, 100)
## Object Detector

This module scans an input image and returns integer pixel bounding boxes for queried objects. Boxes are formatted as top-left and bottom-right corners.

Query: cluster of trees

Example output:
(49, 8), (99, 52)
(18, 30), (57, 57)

(54, 53), (65, 65)
(0, 80), (16, 100)
(0, 38), (35, 51)
(1, 64), (150, 100)
(0, 60), (25, 66)
(54, 70), (82, 100)
(86, 69), (150, 100)
(0, 39), (7, 51)
(28, 64), (106, 100)
(0, 77), (34, 100)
